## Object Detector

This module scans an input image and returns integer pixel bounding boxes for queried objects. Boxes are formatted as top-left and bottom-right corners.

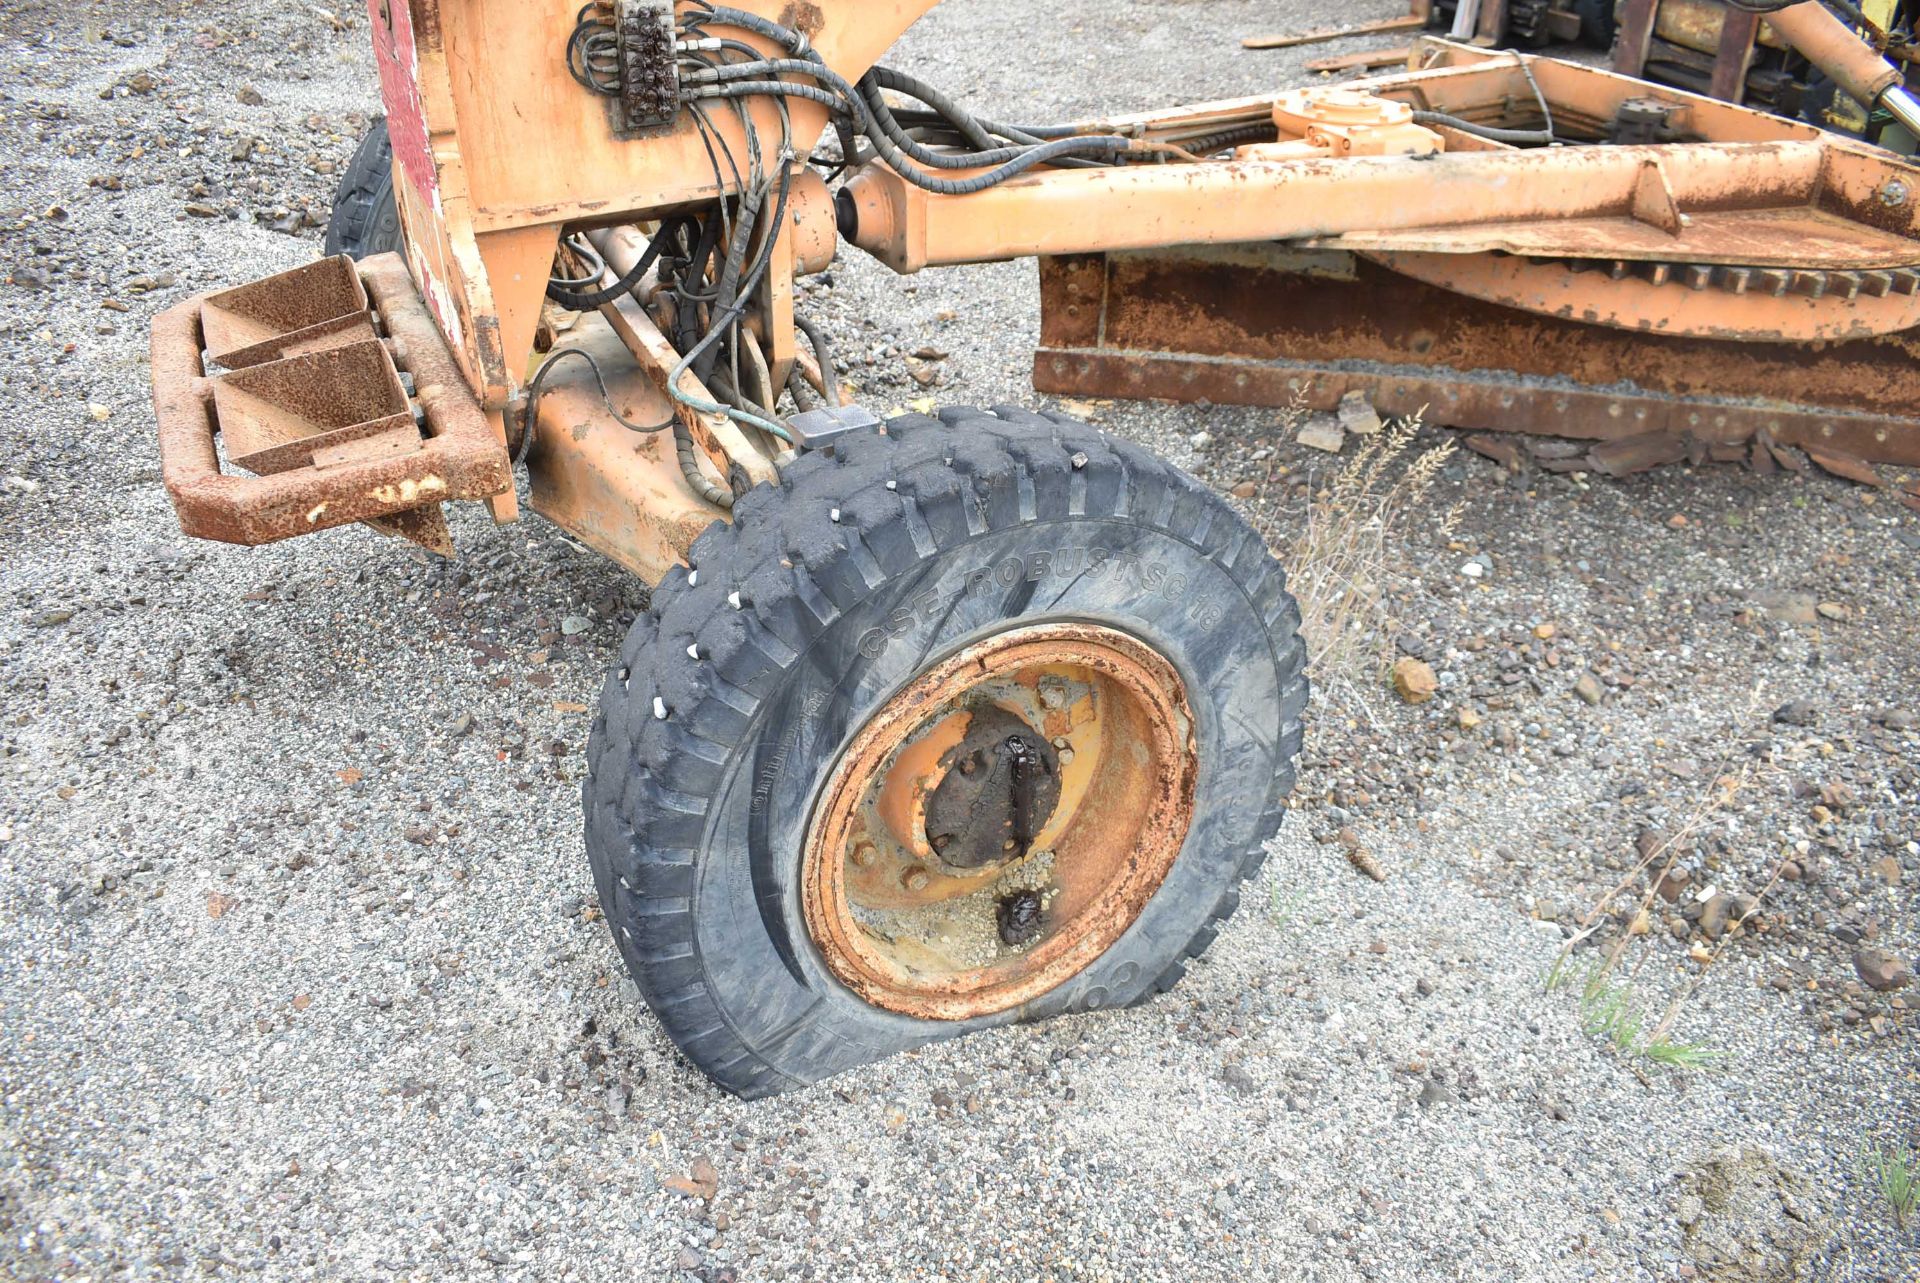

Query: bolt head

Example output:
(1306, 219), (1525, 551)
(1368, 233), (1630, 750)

(1882, 179), (1909, 209)
(851, 842), (876, 868)
(903, 867), (930, 892)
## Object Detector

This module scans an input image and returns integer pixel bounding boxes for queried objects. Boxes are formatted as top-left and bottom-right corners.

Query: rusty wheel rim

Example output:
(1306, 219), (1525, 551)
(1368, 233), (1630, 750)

(802, 623), (1197, 1020)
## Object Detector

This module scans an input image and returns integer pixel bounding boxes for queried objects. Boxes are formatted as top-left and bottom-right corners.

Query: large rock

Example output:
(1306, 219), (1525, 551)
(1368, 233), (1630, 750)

(1854, 948), (1912, 992)
(1677, 1149), (1830, 1283)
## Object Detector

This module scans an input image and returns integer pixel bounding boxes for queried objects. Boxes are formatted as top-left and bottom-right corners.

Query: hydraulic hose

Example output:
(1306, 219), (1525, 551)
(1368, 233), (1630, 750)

(1410, 110), (1555, 145)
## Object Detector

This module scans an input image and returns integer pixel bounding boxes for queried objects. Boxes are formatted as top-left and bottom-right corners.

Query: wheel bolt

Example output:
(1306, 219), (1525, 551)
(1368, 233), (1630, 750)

(851, 842), (877, 868)
(902, 867), (930, 892)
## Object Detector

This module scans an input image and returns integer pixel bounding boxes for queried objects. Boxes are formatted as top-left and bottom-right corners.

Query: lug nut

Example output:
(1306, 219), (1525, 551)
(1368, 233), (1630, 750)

(902, 867), (930, 892)
(851, 842), (876, 868)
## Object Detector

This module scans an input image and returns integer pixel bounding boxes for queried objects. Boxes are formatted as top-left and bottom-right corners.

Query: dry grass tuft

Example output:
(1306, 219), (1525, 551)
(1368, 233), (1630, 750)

(1262, 394), (1457, 696)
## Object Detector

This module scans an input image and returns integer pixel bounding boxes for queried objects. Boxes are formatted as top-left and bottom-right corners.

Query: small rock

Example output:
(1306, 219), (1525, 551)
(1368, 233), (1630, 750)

(1573, 673), (1604, 706)
(1697, 894), (1732, 941)
(1187, 431), (1213, 449)
(237, 85), (266, 106)
(1854, 948), (1911, 992)
(29, 607), (74, 627)
(1771, 698), (1818, 727)
(1869, 708), (1916, 731)
(675, 1247), (702, 1271)
(1870, 855), (1902, 886)
(1391, 657), (1437, 704)
(1656, 867), (1691, 903)
(1296, 417), (1345, 453)
(1336, 389), (1383, 436)
(449, 712), (475, 738)
(1457, 706), (1481, 731)
(663, 1156), (719, 1200)
(1230, 480), (1257, 499)
(127, 71), (156, 94)
(1815, 601), (1847, 622)
(1460, 558), (1488, 580)
(1219, 1061), (1258, 1095)
(1417, 1080), (1454, 1109)
(1532, 622), (1557, 640)
(1751, 591), (1818, 625)
(1415, 977), (1436, 997)
(559, 614), (592, 636)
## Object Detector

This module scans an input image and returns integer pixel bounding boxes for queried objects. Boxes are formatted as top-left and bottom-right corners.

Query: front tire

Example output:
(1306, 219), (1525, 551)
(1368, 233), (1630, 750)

(584, 407), (1307, 1096)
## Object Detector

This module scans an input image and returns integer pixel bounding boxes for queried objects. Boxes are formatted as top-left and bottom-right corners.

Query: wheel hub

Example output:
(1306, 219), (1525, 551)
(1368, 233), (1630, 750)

(801, 623), (1197, 1020)
(922, 706), (1062, 870)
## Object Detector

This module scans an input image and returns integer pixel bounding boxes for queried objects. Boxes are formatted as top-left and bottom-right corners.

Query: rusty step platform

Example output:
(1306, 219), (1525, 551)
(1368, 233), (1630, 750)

(151, 252), (512, 554)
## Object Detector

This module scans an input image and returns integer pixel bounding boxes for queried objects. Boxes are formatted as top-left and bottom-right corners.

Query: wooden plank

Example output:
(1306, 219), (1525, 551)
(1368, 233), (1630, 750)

(1710, 10), (1762, 103)
(1242, 15), (1426, 50)
(1305, 46), (1413, 73)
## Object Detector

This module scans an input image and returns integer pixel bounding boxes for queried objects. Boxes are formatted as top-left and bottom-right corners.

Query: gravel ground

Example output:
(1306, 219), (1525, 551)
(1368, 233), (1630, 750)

(4, 1), (1918, 1279)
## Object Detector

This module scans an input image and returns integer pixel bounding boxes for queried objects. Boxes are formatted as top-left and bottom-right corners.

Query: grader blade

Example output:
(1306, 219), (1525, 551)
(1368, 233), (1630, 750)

(1033, 243), (1920, 469)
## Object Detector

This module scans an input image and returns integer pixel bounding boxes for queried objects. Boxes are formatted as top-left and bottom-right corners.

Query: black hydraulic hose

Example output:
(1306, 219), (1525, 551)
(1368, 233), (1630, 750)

(1410, 110), (1554, 145)
(686, 58), (1040, 168)
(688, 8), (1135, 189)
(517, 348), (673, 466)
(793, 315), (842, 407)
(671, 213), (725, 352)
(695, 183), (766, 382)
(1165, 121), (1278, 155)
(545, 219), (685, 309)
(666, 168), (797, 442)
(864, 65), (1019, 149)
(867, 67), (1084, 143)
(857, 73), (1043, 168)
(696, 80), (1133, 194)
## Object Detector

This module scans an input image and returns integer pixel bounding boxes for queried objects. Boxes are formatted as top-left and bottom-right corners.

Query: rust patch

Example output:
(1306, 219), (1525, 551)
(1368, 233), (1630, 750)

(777, 1), (824, 38)
(801, 624), (1196, 1021)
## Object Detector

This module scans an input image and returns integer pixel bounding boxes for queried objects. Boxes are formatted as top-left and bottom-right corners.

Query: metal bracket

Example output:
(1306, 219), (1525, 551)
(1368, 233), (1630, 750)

(788, 403), (883, 451)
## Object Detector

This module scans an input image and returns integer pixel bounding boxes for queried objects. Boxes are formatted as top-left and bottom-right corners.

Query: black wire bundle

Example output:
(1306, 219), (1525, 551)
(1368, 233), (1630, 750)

(565, 2), (622, 96)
